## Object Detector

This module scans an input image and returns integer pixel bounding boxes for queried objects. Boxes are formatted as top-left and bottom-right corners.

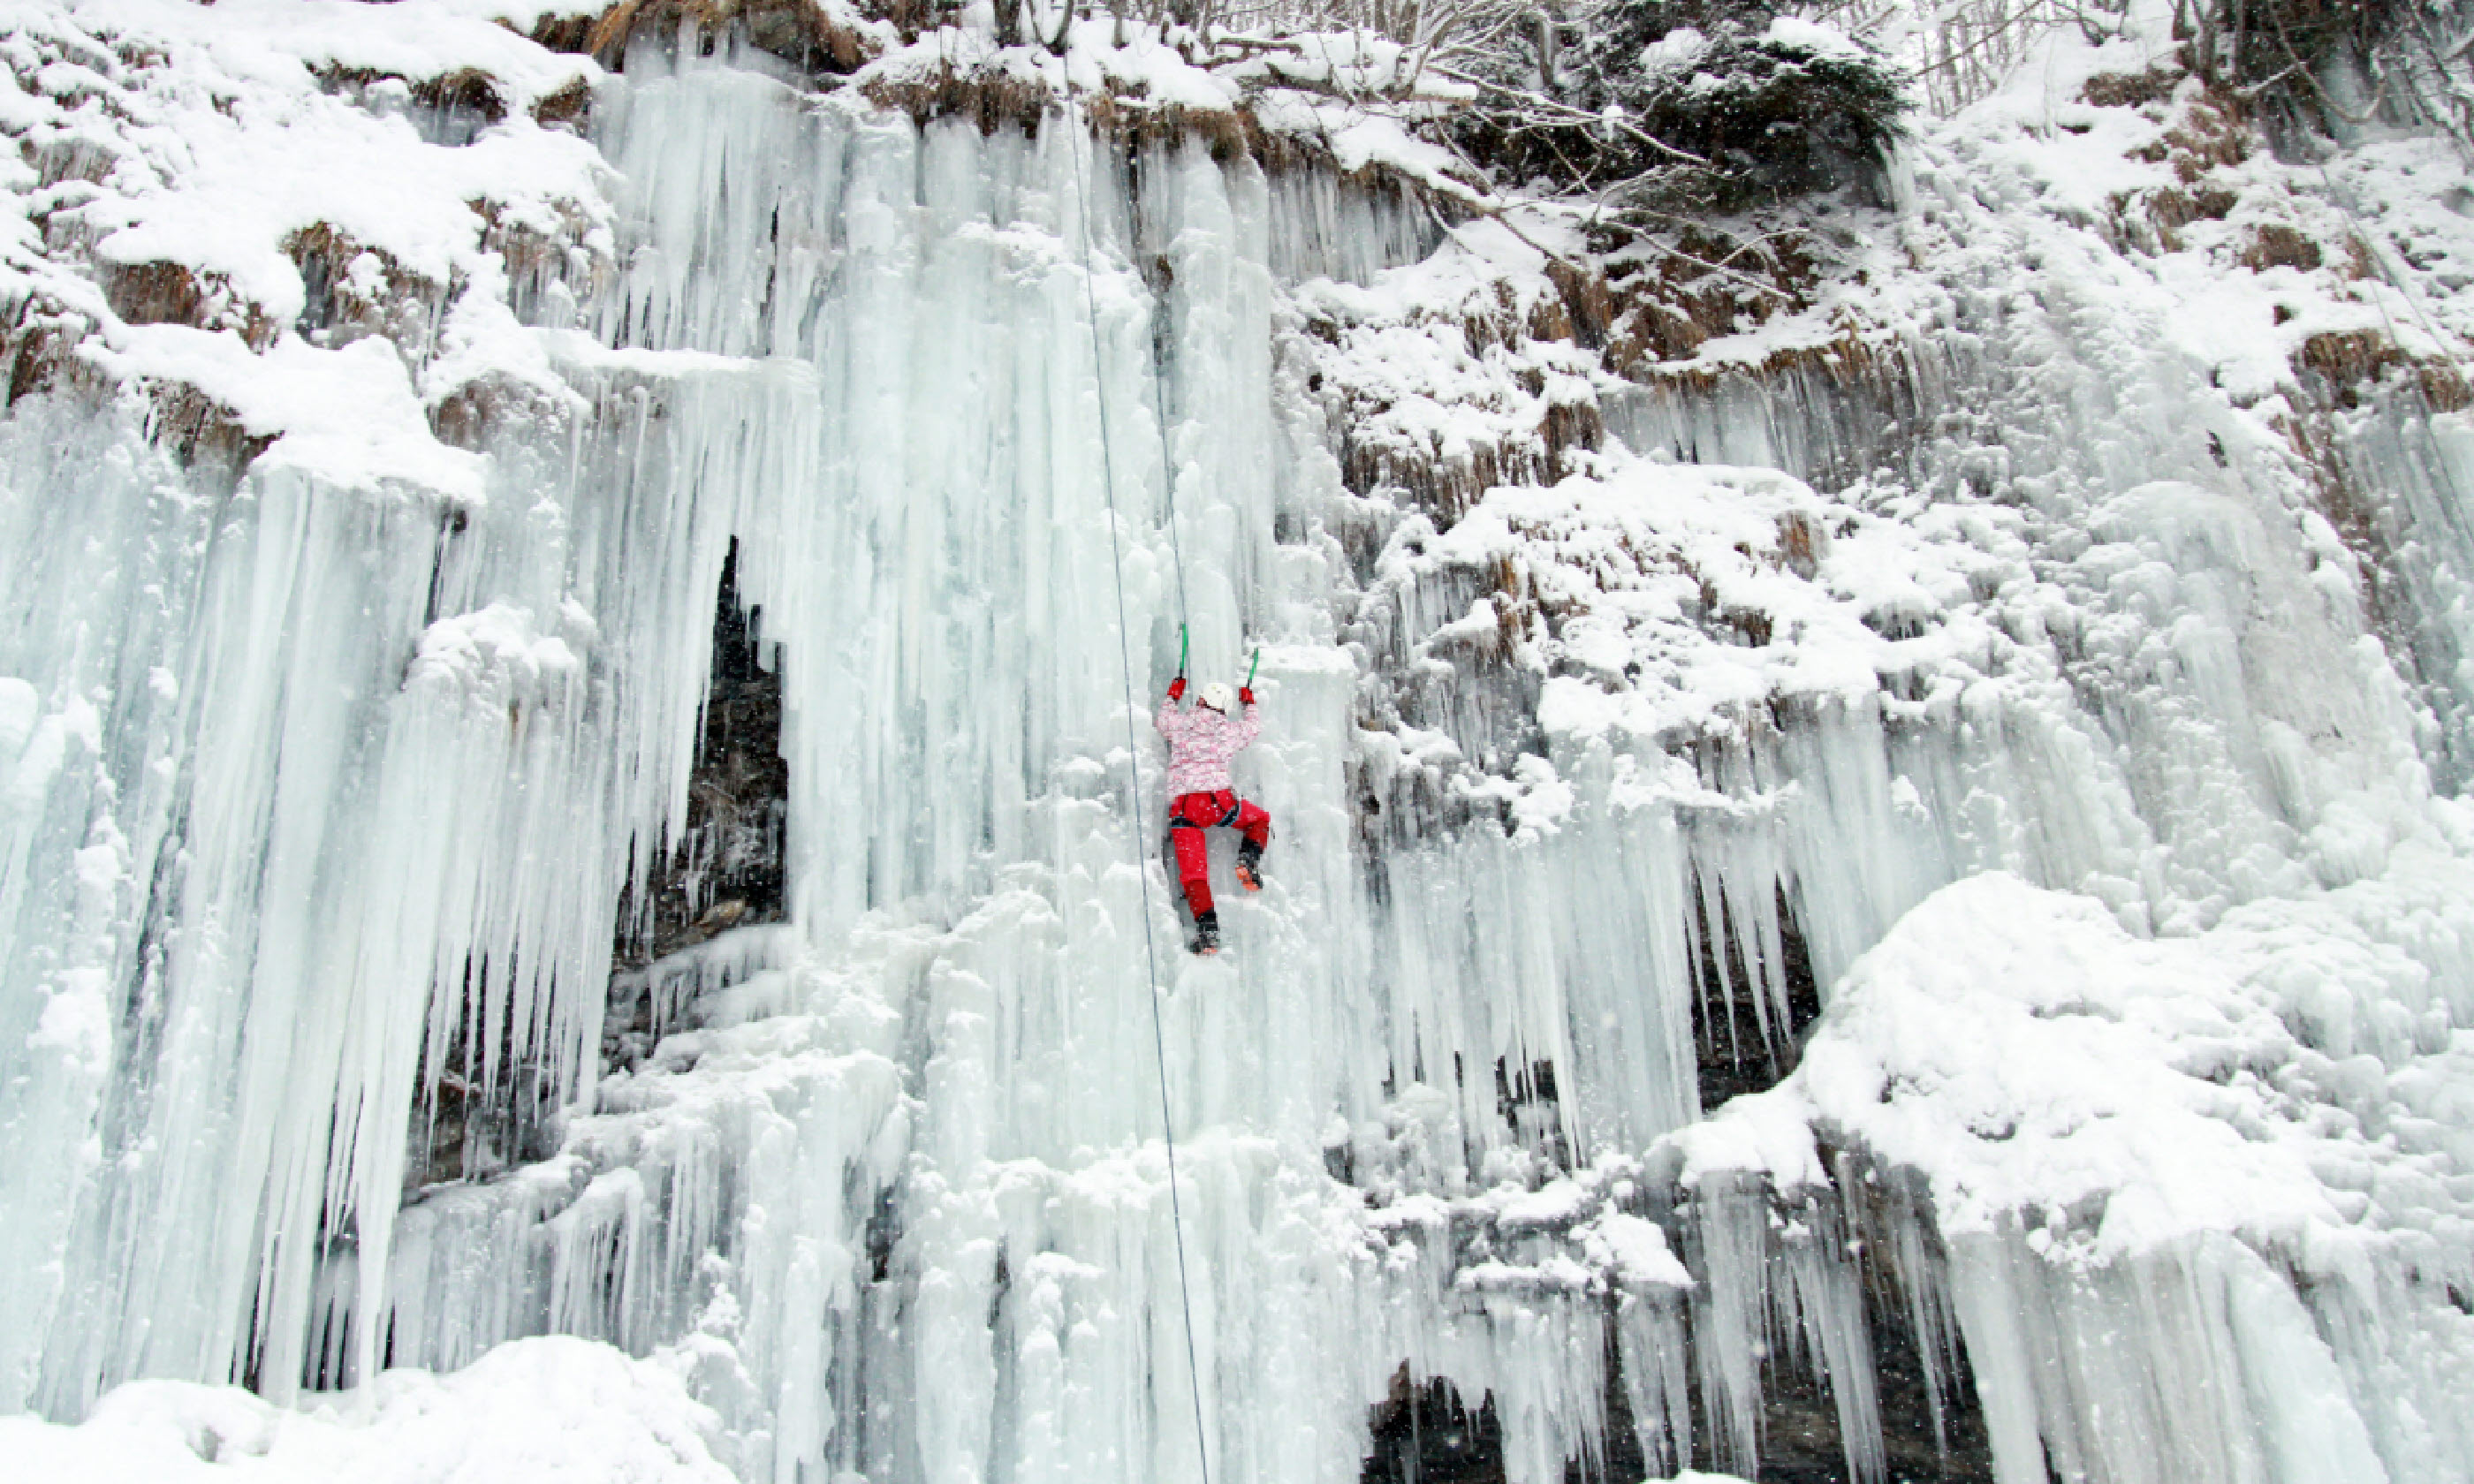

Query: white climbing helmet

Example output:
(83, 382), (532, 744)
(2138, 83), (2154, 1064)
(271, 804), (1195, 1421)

(1199, 682), (1235, 713)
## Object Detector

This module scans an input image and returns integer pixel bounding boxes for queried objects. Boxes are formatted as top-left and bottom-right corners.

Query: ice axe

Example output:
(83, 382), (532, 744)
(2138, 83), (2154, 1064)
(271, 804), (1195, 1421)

(1245, 647), (1259, 689)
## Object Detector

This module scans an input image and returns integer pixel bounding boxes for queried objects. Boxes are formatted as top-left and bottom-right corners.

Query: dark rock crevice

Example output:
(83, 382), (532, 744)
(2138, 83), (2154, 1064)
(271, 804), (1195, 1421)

(403, 981), (568, 1194)
(1691, 880), (1822, 1111)
(604, 538), (791, 1068)
(1363, 1371), (1508, 1484)
(409, 535), (792, 1188)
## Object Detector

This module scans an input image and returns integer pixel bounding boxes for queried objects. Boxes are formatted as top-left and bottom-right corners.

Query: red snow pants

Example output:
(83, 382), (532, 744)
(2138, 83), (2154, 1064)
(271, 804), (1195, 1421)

(1167, 789), (1271, 917)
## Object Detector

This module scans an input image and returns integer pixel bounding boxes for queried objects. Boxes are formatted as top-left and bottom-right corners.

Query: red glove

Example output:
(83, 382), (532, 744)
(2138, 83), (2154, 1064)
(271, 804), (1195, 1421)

(1238, 686), (1255, 706)
(1167, 677), (1187, 700)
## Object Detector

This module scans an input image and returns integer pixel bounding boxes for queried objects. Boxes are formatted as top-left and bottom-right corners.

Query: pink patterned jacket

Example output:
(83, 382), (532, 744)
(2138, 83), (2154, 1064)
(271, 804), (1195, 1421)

(1155, 698), (1261, 795)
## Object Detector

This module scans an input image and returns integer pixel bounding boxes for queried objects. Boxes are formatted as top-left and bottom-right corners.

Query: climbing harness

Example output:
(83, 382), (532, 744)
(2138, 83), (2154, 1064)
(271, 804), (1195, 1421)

(1169, 791), (1247, 832)
(1065, 89), (1215, 1484)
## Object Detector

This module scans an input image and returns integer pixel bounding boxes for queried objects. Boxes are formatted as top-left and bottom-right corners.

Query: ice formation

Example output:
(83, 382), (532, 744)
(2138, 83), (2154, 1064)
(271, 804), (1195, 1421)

(2, 1), (2471, 1482)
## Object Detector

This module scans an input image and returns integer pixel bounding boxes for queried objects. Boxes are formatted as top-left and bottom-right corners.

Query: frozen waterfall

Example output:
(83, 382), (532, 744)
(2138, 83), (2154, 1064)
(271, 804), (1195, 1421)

(4, 5), (2474, 1484)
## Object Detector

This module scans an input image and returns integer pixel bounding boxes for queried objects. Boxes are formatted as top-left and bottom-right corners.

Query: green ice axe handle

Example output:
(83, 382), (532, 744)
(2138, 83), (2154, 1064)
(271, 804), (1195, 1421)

(1245, 648), (1260, 688)
(1178, 625), (1189, 678)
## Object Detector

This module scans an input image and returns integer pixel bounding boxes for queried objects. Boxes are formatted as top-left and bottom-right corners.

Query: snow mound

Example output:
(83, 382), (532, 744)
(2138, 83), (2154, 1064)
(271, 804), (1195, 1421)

(408, 600), (594, 711)
(1682, 855), (2474, 1264)
(0, 1336), (732, 1483)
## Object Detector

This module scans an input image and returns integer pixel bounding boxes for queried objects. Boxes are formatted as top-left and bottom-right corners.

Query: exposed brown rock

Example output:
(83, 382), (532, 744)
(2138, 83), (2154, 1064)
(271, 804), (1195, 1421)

(2241, 221), (2322, 272)
(2080, 66), (2182, 109)
(584, 0), (883, 73)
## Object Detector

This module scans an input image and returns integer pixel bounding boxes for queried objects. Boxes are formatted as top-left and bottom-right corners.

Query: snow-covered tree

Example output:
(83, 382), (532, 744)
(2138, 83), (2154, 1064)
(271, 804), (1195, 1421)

(1449, 0), (1909, 212)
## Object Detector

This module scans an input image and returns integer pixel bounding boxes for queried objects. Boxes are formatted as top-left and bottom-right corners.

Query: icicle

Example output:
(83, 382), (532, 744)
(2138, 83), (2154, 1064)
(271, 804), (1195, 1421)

(1778, 1194), (1886, 1484)
(1613, 1288), (1693, 1476)
(1687, 1174), (1770, 1475)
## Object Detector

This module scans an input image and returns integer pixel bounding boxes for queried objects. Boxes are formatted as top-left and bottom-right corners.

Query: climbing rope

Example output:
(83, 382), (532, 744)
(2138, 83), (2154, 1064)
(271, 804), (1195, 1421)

(1064, 89), (1215, 1484)
(1151, 305), (1193, 626)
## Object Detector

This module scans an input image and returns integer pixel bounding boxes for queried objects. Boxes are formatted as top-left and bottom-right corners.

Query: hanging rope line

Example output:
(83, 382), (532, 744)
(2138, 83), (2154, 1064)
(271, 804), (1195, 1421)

(1064, 89), (1215, 1484)
(1150, 307), (1192, 627)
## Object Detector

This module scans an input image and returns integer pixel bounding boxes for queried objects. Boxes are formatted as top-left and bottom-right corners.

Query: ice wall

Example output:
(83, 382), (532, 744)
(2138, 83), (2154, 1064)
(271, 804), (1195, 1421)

(3, 7), (2473, 1484)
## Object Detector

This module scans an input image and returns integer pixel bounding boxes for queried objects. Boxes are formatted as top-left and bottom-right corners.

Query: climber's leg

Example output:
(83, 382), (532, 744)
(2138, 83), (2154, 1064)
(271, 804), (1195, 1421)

(1168, 796), (1218, 951)
(1179, 861), (1216, 919)
(1170, 800), (1213, 894)
(1232, 798), (1270, 891)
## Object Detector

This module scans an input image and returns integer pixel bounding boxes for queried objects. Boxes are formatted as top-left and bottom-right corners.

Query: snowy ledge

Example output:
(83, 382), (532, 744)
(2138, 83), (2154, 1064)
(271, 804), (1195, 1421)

(1673, 852), (2474, 1269)
(1, 0), (616, 499)
(840, 17), (1481, 202)
(0, 0), (1491, 509)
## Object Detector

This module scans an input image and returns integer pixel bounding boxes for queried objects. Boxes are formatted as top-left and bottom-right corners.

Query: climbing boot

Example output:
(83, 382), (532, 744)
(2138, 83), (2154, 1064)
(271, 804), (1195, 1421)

(1233, 840), (1265, 894)
(1192, 909), (1221, 956)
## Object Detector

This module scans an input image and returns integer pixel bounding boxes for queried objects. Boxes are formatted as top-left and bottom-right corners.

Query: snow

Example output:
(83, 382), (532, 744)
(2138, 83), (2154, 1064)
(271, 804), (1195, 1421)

(1385, 461), (1987, 743)
(141, 0), (601, 110)
(409, 601), (591, 708)
(0, 1336), (732, 1483)
(0, 0), (610, 503)
(1760, 16), (1866, 63)
(1248, 89), (1471, 191)
(58, 11), (600, 296)
(849, 19), (1481, 201)
(95, 328), (488, 498)
(1690, 864), (2473, 1255)
(1574, 1210), (1693, 1290)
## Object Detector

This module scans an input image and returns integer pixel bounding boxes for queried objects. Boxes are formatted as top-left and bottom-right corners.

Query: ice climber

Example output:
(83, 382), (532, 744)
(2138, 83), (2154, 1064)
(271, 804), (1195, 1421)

(1156, 676), (1270, 956)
